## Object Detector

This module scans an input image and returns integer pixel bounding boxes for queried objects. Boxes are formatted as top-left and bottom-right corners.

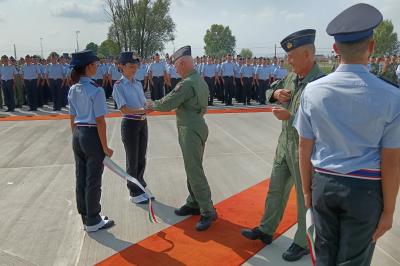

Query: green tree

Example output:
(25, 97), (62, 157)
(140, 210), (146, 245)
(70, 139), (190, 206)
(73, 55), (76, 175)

(98, 39), (120, 58)
(85, 42), (99, 53)
(239, 48), (253, 58)
(105, 0), (175, 58)
(373, 20), (399, 56)
(204, 24), (236, 58)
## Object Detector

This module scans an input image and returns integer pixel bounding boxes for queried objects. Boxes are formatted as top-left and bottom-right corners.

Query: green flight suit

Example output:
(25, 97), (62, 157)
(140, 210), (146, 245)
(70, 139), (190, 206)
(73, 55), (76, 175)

(153, 70), (214, 216)
(259, 63), (324, 248)
(380, 63), (397, 84)
(370, 63), (379, 75)
(14, 69), (25, 107)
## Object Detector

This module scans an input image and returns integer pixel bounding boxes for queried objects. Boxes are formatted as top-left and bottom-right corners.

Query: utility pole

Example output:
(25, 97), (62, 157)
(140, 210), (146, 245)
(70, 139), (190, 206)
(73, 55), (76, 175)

(13, 44), (17, 59)
(274, 43), (277, 57)
(40, 38), (44, 58)
(75, 30), (80, 52)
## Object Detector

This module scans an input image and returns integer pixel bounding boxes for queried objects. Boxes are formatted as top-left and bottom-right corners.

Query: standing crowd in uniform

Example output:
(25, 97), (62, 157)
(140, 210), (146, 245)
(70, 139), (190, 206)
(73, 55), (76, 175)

(0, 51), (290, 114)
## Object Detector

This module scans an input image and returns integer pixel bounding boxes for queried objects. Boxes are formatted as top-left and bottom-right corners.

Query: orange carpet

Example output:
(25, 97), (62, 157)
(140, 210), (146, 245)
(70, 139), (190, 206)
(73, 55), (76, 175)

(0, 107), (272, 122)
(97, 179), (298, 266)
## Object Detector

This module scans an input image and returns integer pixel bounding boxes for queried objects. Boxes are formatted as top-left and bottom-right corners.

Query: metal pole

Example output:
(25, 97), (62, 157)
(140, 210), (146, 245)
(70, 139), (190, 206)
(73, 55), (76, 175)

(76, 31), (80, 52)
(274, 44), (277, 58)
(40, 38), (44, 58)
(13, 44), (16, 59)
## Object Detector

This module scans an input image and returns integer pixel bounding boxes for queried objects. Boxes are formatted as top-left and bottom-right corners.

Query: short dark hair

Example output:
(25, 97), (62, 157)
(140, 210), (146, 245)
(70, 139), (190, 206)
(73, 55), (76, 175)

(335, 37), (372, 62)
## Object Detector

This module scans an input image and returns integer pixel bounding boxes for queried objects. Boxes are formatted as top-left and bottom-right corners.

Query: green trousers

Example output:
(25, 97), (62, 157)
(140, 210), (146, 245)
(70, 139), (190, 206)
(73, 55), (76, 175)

(178, 126), (214, 216)
(14, 76), (25, 106)
(259, 143), (307, 248)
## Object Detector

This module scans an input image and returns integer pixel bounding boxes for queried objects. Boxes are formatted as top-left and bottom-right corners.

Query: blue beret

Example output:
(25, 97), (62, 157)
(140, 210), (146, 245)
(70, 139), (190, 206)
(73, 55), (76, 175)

(70, 50), (98, 68)
(326, 3), (382, 43)
(280, 29), (316, 52)
(171, 45), (191, 64)
(119, 52), (140, 65)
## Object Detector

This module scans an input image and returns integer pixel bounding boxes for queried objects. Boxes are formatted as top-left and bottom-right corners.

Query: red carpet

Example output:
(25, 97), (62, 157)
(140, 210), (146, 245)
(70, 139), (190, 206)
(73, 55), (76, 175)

(97, 179), (297, 266)
(0, 107), (272, 122)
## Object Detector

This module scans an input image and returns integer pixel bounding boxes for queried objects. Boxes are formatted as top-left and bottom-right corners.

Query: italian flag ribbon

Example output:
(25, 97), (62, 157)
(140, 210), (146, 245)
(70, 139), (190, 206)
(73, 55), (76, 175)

(306, 208), (316, 266)
(103, 156), (161, 224)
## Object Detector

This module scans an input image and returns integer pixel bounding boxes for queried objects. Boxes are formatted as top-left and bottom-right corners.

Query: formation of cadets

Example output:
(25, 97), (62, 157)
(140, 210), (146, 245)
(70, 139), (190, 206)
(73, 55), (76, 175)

(1, 51), (399, 113)
(0, 51), (290, 113)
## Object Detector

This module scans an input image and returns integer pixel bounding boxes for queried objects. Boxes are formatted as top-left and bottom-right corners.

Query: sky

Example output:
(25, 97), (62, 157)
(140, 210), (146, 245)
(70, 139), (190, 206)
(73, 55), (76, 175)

(0, 0), (399, 58)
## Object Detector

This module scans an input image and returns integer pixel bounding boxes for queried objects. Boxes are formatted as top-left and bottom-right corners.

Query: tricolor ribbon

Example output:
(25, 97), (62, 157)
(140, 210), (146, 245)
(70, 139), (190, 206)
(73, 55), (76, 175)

(103, 156), (161, 224)
(306, 208), (316, 266)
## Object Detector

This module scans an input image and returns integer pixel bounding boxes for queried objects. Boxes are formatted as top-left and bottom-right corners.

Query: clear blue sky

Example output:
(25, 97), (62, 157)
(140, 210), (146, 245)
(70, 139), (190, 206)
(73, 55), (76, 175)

(0, 0), (398, 57)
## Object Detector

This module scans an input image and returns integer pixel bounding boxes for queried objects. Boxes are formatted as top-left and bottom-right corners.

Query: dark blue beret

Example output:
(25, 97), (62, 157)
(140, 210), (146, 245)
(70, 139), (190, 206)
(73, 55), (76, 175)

(70, 50), (98, 68)
(326, 3), (382, 43)
(280, 29), (316, 52)
(119, 52), (140, 65)
(171, 46), (191, 64)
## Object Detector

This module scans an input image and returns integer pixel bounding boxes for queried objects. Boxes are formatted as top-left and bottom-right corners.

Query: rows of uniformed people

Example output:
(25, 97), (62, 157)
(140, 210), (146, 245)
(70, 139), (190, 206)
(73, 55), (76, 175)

(368, 54), (400, 86)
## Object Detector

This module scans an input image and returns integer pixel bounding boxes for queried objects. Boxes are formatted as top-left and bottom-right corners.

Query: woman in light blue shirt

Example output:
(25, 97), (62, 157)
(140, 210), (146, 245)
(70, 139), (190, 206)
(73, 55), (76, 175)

(68, 50), (115, 233)
(112, 52), (152, 204)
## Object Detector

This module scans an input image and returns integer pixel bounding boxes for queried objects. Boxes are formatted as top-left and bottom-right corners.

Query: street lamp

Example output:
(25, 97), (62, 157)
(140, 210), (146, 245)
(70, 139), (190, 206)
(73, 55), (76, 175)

(76, 31), (80, 52)
(40, 38), (44, 58)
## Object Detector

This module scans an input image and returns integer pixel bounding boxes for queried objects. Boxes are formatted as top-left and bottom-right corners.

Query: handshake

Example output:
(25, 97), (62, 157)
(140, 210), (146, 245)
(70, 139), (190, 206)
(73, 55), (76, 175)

(144, 101), (154, 113)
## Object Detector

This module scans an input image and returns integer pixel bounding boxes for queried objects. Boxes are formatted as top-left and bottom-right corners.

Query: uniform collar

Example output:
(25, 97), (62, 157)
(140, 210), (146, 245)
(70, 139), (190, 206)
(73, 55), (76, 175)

(296, 63), (323, 85)
(79, 76), (93, 83)
(335, 64), (369, 73)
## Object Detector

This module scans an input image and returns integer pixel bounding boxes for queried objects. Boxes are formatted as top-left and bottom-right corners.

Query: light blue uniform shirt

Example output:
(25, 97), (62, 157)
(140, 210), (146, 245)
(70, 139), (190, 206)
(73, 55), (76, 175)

(234, 64), (242, 78)
(93, 64), (106, 80)
(148, 62), (166, 77)
(135, 64), (148, 81)
(273, 66), (288, 80)
(47, 63), (64, 79)
(167, 64), (180, 79)
(68, 77), (108, 124)
(0, 65), (17, 80)
(108, 64), (122, 81)
(294, 64), (400, 174)
(112, 76), (146, 109)
(256, 65), (273, 80)
(21, 64), (39, 80)
(202, 63), (217, 78)
(240, 65), (255, 78)
(221, 61), (235, 77)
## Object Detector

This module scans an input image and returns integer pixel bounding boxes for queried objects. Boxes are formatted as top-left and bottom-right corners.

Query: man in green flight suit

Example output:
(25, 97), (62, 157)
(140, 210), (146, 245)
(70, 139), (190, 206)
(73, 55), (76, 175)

(146, 46), (217, 231)
(241, 29), (325, 262)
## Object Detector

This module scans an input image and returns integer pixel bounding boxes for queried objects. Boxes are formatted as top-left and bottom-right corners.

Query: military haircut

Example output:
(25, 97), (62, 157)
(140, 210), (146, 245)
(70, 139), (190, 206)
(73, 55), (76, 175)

(335, 36), (372, 62)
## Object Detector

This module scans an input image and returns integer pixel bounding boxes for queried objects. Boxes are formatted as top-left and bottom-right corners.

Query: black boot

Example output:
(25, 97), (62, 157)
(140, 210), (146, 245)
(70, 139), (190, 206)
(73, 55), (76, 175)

(195, 211), (217, 231)
(241, 227), (273, 244)
(282, 243), (309, 261)
(174, 205), (201, 216)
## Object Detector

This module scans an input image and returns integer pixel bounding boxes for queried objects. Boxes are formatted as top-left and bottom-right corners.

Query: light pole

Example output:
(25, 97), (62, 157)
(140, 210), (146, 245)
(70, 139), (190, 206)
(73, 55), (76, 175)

(40, 38), (44, 58)
(75, 31), (80, 52)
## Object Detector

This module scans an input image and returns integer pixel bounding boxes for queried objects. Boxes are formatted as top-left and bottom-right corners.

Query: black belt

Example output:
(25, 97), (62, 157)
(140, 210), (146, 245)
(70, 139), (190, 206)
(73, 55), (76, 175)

(76, 123), (97, 128)
(123, 114), (146, 121)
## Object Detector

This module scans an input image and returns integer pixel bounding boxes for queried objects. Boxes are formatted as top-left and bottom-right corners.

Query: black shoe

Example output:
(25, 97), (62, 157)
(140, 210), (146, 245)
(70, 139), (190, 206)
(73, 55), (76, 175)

(241, 227), (273, 244)
(196, 211), (217, 231)
(282, 243), (309, 262)
(174, 205), (201, 216)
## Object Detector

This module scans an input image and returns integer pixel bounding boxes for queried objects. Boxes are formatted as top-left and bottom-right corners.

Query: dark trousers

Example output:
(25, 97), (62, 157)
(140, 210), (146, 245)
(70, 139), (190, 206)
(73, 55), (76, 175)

(215, 78), (224, 101)
(121, 119), (148, 197)
(49, 79), (62, 111)
(72, 127), (105, 226)
(170, 78), (181, 93)
(152, 76), (164, 100)
(223, 76), (234, 105)
(242, 77), (253, 104)
(25, 79), (38, 110)
(312, 172), (382, 266)
(1, 80), (15, 111)
(235, 77), (243, 103)
(204, 77), (215, 105)
(62, 83), (69, 107)
(258, 80), (269, 104)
